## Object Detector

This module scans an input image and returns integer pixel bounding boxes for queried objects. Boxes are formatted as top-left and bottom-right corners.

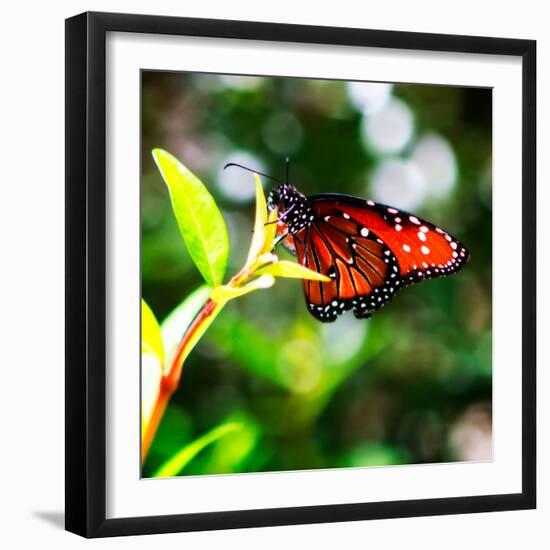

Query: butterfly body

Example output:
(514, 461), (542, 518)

(267, 183), (314, 235)
(267, 185), (469, 322)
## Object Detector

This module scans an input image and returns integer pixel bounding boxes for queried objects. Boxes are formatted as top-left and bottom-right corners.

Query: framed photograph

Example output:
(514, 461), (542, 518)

(65, 11), (536, 537)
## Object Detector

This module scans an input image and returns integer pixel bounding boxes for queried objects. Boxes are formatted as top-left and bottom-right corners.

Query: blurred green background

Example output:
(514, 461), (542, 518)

(141, 71), (492, 477)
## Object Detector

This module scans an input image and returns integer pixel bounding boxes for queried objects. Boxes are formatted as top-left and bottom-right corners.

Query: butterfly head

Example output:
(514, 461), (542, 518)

(267, 183), (313, 235)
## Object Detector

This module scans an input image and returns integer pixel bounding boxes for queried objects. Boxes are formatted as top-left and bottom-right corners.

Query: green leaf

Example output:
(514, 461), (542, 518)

(160, 285), (211, 364)
(193, 412), (261, 475)
(153, 422), (243, 478)
(145, 407), (193, 464)
(210, 274), (275, 302)
(141, 352), (163, 438)
(141, 299), (165, 365)
(245, 175), (275, 265)
(153, 149), (229, 287)
(256, 260), (331, 282)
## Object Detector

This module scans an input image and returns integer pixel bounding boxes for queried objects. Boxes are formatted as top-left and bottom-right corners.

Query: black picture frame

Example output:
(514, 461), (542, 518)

(65, 11), (536, 538)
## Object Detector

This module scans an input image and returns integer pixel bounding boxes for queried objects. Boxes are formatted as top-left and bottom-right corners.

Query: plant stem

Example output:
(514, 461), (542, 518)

(141, 297), (225, 462)
(141, 260), (269, 462)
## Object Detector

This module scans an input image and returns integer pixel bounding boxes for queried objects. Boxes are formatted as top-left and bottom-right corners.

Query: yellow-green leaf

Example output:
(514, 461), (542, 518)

(141, 352), (163, 439)
(210, 274), (275, 302)
(261, 207), (279, 256)
(245, 175), (270, 266)
(160, 285), (211, 366)
(153, 148), (229, 287)
(198, 412), (260, 474)
(153, 422), (243, 478)
(141, 299), (165, 364)
(256, 260), (331, 282)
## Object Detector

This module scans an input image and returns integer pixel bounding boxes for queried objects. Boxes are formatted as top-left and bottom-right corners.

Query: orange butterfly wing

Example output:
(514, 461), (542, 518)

(283, 195), (469, 322)
(292, 217), (401, 321)
(310, 195), (469, 283)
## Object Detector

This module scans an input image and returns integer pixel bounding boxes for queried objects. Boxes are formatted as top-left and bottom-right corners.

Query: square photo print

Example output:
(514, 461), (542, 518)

(140, 71), (492, 479)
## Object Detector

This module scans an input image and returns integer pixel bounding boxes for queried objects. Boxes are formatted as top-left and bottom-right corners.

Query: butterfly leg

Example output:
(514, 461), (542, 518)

(272, 231), (289, 249)
(353, 308), (373, 320)
(264, 204), (297, 227)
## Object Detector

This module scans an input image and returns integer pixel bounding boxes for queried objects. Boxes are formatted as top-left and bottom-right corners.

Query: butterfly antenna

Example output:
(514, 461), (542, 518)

(223, 162), (283, 184)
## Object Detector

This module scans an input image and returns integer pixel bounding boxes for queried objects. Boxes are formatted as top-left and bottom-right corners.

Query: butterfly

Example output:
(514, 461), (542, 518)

(267, 183), (469, 322)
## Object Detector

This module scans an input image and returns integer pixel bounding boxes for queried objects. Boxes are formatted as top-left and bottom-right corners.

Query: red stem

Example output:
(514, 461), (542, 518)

(142, 298), (218, 462)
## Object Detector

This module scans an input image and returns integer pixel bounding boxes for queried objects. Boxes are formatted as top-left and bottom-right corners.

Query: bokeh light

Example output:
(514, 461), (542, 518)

(370, 158), (428, 210)
(277, 338), (324, 394)
(347, 81), (393, 115)
(411, 133), (457, 200)
(322, 312), (368, 364)
(217, 152), (266, 203)
(262, 110), (303, 155)
(449, 405), (492, 461)
(218, 74), (264, 90)
(361, 97), (414, 155)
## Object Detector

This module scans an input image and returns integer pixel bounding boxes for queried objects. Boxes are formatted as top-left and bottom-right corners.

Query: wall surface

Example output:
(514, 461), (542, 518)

(0, 1), (546, 548)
